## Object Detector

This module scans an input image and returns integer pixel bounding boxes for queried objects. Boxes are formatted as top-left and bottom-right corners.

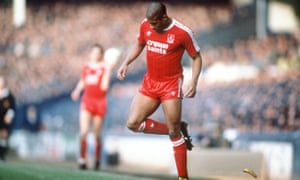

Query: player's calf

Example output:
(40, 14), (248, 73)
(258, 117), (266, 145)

(128, 119), (169, 134)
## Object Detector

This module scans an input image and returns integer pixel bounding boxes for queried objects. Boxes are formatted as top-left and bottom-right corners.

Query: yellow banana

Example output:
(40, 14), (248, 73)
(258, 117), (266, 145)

(243, 168), (257, 178)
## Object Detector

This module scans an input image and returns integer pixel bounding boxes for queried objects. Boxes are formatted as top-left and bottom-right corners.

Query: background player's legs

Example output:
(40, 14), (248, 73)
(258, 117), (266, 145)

(93, 115), (104, 170)
(79, 110), (92, 169)
(126, 93), (168, 134)
(0, 130), (8, 161)
(162, 99), (188, 179)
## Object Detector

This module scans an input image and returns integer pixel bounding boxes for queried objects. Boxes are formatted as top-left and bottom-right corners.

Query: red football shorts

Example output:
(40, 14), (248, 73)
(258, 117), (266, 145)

(139, 74), (183, 101)
(80, 97), (107, 117)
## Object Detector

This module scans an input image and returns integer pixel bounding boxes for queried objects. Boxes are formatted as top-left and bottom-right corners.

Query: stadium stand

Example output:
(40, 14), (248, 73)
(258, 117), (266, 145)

(0, 1), (234, 104)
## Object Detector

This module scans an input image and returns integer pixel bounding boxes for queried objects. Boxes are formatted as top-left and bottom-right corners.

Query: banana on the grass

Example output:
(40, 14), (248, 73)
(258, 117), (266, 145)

(243, 168), (257, 178)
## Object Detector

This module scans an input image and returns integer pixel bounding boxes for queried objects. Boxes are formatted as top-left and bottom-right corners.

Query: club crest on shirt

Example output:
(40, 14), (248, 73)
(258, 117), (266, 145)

(167, 34), (175, 44)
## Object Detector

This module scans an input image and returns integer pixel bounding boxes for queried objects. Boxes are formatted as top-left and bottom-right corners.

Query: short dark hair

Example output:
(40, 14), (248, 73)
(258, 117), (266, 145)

(92, 43), (104, 53)
(146, 2), (167, 19)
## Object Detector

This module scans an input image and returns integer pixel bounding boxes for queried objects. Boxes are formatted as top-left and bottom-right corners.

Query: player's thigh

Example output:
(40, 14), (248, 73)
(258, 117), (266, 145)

(127, 93), (160, 126)
(93, 116), (104, 137)
(79, 110), (92, 136)
(161, 98), (182, 134)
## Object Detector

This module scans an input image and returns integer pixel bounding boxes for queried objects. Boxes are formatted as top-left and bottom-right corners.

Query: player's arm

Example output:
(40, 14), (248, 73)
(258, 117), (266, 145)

(184, 52), (203, 98)
(101, 66), (111, 91)
(71, 79), (85, 101)
(117, 43), (145, 80)
(4, 109), (14, 125)
(4, 93), (15, 125)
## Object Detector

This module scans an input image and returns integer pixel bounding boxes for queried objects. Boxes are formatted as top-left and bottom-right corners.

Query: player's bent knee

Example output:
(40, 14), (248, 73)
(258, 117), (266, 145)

(126, 122), (139, 132)
(80, 132), (88, 139)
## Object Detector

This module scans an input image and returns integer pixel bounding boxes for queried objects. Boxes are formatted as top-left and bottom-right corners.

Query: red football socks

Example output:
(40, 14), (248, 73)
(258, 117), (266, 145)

(138, 119), (168, 135)
(80, 138), (87, 160)
(95, 137), (101, 161)
(172, 135), (188, 178)
(80, 137), (102, 162)
(137, 119), (188, 178)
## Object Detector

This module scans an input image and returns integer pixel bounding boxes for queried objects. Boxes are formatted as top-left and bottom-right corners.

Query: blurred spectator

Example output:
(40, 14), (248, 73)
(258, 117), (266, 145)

(207, 126), (230, 148)
(24, 104), (42, 132)
(0, 74), (16, 161)
(0, 2), (234, 104)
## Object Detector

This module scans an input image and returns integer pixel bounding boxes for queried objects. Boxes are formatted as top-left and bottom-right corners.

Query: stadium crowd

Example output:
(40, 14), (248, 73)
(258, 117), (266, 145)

(0, 1), (299, 139)
(0, 1), (233, 103)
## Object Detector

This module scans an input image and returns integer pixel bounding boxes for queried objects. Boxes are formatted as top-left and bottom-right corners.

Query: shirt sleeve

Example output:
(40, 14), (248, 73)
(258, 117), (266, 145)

(137, 19), (147, 45)
(183, 29), (200, 57)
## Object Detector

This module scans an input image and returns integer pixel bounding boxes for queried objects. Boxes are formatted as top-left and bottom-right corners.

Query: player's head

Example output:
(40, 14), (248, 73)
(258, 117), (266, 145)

(146, 2), (171, 33)
(90, 44), (104, 62)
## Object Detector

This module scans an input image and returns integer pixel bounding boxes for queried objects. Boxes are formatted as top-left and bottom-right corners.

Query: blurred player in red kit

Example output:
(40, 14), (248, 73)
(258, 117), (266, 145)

(0, 74), (15, 161)
(71, 44), (111, 170)
(117, 2), (203, 180)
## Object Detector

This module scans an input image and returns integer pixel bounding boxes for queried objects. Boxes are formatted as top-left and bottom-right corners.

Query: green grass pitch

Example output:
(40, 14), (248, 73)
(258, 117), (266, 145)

(0, 161), (153, 180)
(0, 160), (214, 180)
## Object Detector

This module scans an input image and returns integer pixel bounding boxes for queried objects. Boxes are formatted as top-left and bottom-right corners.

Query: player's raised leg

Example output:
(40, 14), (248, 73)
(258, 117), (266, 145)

(0, 130), (8, 161)
(126, 93), (168, 134)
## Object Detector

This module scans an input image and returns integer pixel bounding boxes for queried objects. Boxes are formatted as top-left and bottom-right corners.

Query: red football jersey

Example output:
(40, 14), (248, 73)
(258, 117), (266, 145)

(138, 18), (200, 81)
(81, 62), (107, 100)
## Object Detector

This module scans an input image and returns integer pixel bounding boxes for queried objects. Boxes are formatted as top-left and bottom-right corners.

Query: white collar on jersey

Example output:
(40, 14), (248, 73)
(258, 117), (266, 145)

(163, 18), (176, 31)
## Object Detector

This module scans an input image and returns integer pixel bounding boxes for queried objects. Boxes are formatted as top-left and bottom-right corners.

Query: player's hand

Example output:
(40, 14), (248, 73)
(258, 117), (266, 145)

(4, 114), (13, 125)
(117, 64), (128, 80)
(183, 84), (197, 98)
(71, 90), (79, 101)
